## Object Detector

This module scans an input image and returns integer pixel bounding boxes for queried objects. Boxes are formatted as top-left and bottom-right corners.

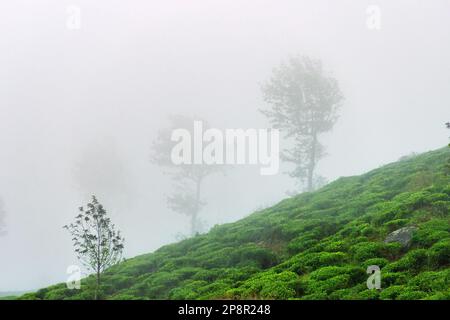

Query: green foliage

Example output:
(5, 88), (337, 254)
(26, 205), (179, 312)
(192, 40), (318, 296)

(384, 219), (409, 232)
(351, 241), (401, 262)
(428, 239), (450, 267)
(362, 258), (389, 269)
(19, 147), (450, 300)
(382, 272), (408, 286)
(412, 219), (450, 247)
(226, 271), (301, 299)
(384, 249), (429, 273)
(407, 270), (450, 292)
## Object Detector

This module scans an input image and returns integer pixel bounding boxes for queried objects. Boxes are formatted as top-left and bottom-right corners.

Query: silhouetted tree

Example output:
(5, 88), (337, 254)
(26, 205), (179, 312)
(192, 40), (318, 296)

(64, 196), (124, 300)
(260, 55), (343, 191)
(151, 115), (223, 236)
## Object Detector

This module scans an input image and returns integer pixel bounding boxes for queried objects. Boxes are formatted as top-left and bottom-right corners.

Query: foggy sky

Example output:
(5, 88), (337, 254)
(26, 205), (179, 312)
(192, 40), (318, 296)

(0, 0), (449, 291)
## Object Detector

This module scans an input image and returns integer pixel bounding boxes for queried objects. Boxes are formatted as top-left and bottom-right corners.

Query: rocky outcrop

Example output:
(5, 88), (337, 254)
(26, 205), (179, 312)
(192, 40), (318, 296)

(384, 226), (417, 247)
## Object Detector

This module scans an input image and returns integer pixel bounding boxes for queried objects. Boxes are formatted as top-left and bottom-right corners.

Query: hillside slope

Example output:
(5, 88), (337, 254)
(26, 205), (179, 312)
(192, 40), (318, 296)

(21, 147), (450, 300)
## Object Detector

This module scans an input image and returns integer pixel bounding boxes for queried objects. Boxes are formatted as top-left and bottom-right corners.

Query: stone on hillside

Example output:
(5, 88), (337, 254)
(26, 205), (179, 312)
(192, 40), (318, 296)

(384, 226), (416, 247)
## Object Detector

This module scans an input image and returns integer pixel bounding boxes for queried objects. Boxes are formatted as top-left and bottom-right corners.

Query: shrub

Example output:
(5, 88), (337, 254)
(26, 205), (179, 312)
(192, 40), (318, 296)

(168, 280), (208, 299)
(384, 249), (428, 273)
(44, 288), (71, 300)
(362, 258), (389, 269)
(408, 270), (450, 292)
(237, 271), (300, 299)
(287, 234), (319, 254)
(308, 266), (366, 290)
(357, 289), (380, 300)
(396, 290), (427, 300)
(384, 219), (409, 232)
(290, 252), (349, 274)
(310, 275), (351, 294)
(352, 242), (385, 261)
(379, 285), (404, 300)
(382, 272), (408, 286)
(323, 240), (348, 252)
(412, 219), (450, 247)
(428, 239), (450, 267)
(110, 293), (141, 300)
(228, 244), (278, 269)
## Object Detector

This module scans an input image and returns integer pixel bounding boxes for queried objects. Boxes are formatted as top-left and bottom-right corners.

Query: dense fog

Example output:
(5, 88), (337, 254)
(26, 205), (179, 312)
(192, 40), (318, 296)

(0, 0), (449, 291)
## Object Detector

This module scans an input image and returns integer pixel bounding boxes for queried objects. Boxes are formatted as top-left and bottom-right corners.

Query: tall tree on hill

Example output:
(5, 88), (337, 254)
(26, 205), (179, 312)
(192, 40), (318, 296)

(260, 55), (343, 192)
(151, 115), (223, 236)
(64, 196), (124, 300)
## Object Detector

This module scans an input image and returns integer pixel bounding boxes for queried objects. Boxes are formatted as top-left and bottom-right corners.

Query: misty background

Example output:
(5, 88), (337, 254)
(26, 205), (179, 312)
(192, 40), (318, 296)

(0, 0), (449, 291)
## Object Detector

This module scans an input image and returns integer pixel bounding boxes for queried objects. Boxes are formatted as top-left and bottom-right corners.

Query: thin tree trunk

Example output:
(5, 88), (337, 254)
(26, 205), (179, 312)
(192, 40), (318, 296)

(191, 177), (202, 236)
(307, 132), (317, 192)
(190, 213), (197, 237)
(95, 216), (101, 300)
(94, 269), (100, 300)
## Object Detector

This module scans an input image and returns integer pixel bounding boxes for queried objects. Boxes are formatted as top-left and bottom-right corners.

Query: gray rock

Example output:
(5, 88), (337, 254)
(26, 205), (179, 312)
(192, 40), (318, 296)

(384, 226), (417, 247)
